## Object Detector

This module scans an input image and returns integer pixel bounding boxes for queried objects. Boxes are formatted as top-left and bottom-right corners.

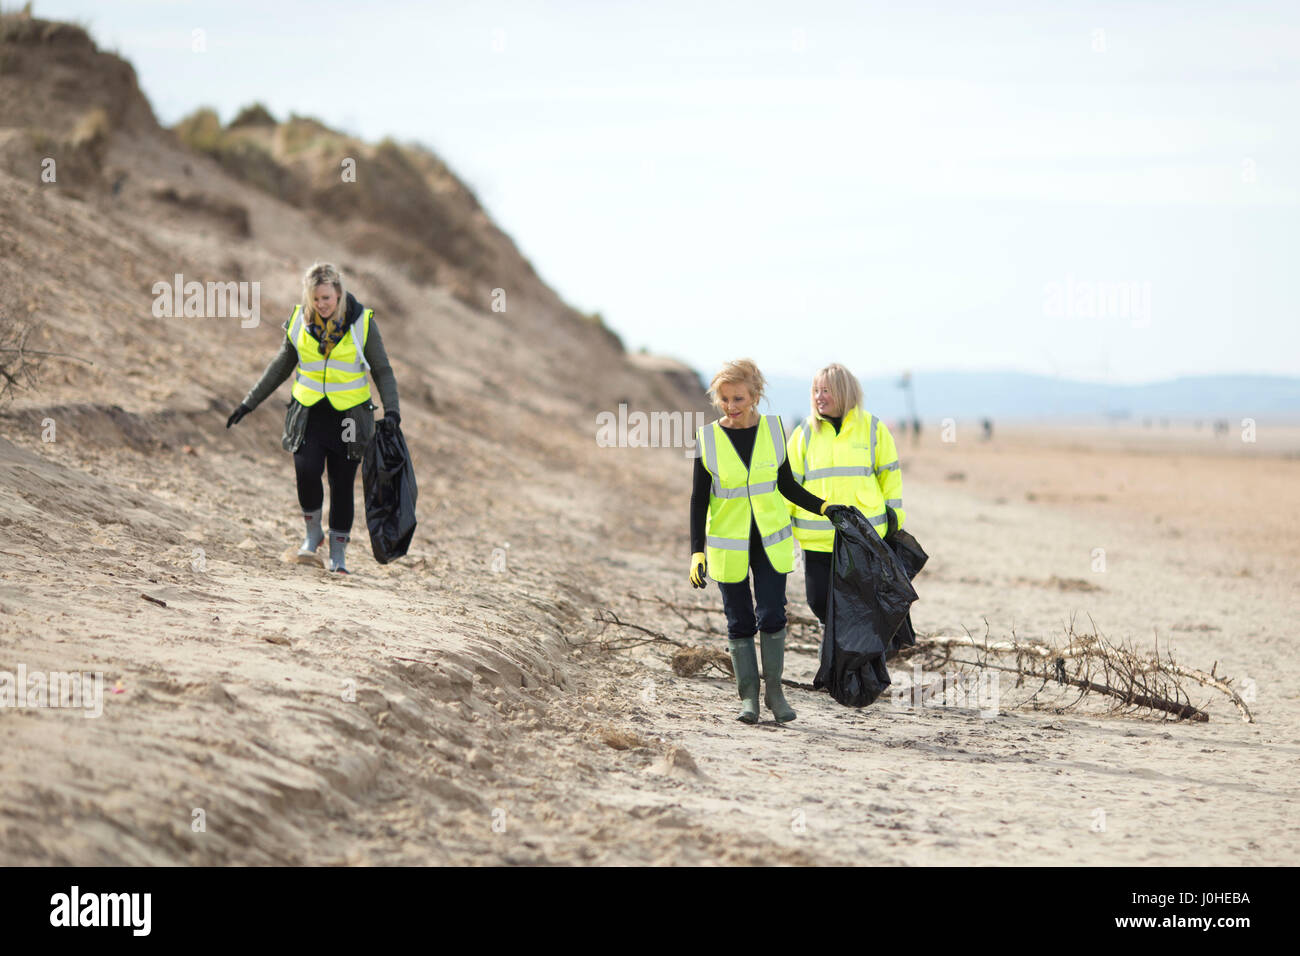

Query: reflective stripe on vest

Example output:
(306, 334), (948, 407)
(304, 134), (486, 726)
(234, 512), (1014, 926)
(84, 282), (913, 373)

(793, 516), (832, 531)
(287, 305), (373, 410)
(699, 415), (795, 583)
(793, 421), (812, 485)
(869, 414), (878, 476)
(805, 466), (872, 480)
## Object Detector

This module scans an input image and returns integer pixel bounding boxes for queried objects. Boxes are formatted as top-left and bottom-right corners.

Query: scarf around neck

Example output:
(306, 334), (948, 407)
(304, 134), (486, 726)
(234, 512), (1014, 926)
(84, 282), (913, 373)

(305, 298), (350, 358)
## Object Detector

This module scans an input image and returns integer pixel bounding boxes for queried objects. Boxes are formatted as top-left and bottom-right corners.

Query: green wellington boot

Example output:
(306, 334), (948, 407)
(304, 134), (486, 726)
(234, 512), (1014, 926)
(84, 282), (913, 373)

(760, 628), (797, 723)
(727, 637), (761, 724)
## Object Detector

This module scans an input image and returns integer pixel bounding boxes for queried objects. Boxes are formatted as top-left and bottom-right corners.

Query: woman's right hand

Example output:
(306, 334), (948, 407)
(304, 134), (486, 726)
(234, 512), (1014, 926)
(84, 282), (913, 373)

(689, 552), (707, 588)
(226, 403), (250, 428)
(823, 504), (854, 524)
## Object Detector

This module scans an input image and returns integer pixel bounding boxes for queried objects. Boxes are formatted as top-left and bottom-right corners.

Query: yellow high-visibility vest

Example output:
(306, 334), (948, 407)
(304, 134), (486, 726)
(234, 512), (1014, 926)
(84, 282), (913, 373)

(287, 305), (373, 410)
(787, 406), (905, 551)
(698, 415), (795, 583)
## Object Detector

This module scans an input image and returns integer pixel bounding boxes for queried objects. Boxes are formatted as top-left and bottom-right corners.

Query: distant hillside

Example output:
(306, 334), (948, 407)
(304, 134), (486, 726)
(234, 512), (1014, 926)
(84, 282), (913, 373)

(762, 371), (1300, 427)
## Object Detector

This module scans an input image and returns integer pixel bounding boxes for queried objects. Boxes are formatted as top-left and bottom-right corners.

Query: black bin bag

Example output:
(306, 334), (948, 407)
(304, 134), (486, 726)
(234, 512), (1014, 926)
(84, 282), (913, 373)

(814, 507), (919, 707)
(885, 525), (928, 653)
(362, 418), (418, 564)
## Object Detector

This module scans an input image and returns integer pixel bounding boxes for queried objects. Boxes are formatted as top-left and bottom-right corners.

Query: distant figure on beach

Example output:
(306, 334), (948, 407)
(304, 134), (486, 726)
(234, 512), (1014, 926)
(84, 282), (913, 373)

(982, 418), (993, 441)
(226, 263), (402, 574)
(688, 359), (847, 724)
(786, 363), (906, 627)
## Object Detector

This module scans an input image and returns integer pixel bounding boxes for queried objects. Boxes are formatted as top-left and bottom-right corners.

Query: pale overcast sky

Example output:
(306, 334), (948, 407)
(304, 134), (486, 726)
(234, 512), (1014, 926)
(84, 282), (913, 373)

(30, 0), (1300, 383)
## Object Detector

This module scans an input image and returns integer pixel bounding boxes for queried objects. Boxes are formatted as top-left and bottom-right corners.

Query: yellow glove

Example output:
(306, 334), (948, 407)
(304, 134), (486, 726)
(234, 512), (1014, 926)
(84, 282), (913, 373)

(689, 552), (707, 588)
(819, 499), (831, 515)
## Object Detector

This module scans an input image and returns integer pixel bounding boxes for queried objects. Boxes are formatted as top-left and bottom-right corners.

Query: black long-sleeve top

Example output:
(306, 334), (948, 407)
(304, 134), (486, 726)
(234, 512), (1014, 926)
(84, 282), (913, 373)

(690, 421), (826, 555)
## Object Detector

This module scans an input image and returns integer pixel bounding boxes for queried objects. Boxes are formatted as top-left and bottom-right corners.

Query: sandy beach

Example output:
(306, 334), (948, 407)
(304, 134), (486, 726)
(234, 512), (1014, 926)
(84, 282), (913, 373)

(3, 411), (1297, 865)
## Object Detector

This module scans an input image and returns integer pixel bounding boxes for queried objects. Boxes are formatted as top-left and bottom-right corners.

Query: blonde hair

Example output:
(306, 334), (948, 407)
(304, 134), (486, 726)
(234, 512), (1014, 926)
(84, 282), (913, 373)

(301, 262), (346, 324)
(707, 358), (767, 415)
(809, 363), (863, 424)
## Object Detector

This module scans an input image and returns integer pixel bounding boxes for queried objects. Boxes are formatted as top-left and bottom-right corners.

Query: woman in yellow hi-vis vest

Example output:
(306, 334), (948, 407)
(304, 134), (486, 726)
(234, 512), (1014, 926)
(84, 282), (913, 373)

(688, 359), (850, 723)
(786, 363), (905, 625)
(226, 263), (401, 574)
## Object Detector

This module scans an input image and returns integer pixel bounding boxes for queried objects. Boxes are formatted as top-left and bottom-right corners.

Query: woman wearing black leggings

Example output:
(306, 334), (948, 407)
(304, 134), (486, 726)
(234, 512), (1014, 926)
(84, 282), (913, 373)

(226, 263), (401, 574)
(292, 403), (362, 537)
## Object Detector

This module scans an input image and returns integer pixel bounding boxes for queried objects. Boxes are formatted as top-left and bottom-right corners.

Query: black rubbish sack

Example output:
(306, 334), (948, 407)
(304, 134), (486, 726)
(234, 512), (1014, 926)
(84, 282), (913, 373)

(814, 506), (918, 707)
(885, 525), (928, 653)
(362, 418), (418, 564)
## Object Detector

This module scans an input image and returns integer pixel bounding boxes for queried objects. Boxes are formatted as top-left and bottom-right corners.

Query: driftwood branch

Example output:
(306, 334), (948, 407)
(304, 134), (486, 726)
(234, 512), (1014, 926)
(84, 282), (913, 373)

(624, 591), (822, 653)
(934, 655), (1208, 721)
(579, 609), (694, 652)
(0, 314), (62, 405)
(585, 607), (808, 685)
(0, 347), (95, 364)
(594, 601), (1250, 723)
(907, 617), (1247, 723)
(627, 592), (822, 630)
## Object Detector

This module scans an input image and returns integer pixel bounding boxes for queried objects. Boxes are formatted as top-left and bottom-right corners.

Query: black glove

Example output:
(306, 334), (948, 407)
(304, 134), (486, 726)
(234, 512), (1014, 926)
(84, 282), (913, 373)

(885, 506), (898, 540)
(226, 403), (250, 428)
(385, 410), (401, 428)
(823, 504), (854, 524)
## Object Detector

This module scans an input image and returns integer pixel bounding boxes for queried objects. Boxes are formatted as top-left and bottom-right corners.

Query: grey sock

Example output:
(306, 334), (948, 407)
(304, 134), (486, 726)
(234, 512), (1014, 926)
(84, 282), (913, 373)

(327, 529), (350, 572)
(301, 508), (324, 552)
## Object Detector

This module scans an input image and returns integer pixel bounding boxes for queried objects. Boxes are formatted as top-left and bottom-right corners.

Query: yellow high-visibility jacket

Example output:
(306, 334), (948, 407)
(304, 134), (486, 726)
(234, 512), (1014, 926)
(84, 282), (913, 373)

(697, 415), (795, 582)
(786, 407), (904, 551)
(287, 305), (373, 410)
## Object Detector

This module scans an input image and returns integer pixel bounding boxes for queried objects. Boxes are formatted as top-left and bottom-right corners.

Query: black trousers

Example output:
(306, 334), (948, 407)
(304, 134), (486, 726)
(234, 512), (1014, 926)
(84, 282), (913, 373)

(293, 402), (360, 532)
(803, 548), (833, 626)
(716, 532), (788, 640)
(805, 542), (917, 651)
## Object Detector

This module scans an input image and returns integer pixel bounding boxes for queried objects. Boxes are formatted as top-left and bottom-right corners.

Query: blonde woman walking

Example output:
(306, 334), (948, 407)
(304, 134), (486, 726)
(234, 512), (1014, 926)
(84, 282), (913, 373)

(787, 363), (904, 625)
(688, 359), (849, 723)
(226, 263), (401, 574)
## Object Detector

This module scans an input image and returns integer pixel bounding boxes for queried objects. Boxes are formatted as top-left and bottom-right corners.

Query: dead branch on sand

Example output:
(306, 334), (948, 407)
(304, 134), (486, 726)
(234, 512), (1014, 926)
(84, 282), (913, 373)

(590, 601), (1252, 723)
(577, 609), (733, 678)
(0, 314), (43, 406)
(625, 592), (822, 653)
(895, 616), (1252, 723)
